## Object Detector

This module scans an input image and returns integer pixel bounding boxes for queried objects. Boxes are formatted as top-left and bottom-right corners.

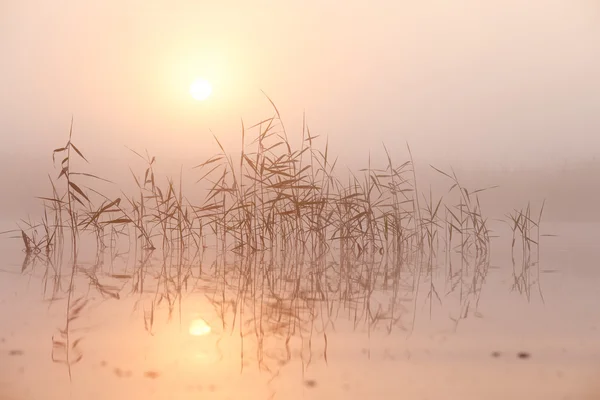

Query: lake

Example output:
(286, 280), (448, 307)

(1, 220), (598, 400)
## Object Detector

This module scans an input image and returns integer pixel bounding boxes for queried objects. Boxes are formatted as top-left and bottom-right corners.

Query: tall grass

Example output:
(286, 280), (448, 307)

(12, 111), (510, 267)
(6, 110), (547, 375)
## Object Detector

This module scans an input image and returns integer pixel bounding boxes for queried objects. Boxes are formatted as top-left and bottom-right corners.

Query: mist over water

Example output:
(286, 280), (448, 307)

(1, 1), (600, 399)
(2, 1), (600, 223)
(2, 1), (600, 165)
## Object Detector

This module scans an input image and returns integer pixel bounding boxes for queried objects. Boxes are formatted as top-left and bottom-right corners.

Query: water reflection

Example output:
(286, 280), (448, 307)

(189, 318), (212, 337)
(12, 228), (544, 386)
(3, 225), (600, 400)
(5, 188), (599, 399)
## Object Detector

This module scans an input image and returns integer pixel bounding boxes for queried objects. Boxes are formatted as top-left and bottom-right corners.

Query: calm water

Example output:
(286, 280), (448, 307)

(0, 222), (599, 400)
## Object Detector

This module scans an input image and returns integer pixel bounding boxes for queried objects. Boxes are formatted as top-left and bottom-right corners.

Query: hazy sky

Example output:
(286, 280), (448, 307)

(1, 0), (599, 175)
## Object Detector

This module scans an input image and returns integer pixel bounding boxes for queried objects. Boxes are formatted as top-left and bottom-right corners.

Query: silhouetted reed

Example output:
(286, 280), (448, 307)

(5, 108), (548, 378)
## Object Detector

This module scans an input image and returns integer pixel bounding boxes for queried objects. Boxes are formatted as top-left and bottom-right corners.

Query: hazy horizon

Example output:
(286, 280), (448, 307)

(2, 1), (600, 170)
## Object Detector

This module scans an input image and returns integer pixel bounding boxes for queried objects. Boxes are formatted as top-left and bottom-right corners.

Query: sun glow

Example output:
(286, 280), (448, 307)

(189, 318), (212, 336)
(189, 78), (213, 101)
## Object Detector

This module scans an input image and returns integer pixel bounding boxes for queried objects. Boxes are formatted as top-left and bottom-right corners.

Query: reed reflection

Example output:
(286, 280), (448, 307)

(7, 111), (545, 385)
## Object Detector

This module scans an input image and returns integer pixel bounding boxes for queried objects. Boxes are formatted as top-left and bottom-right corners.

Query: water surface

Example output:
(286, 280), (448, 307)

(1, 222), (599, 400)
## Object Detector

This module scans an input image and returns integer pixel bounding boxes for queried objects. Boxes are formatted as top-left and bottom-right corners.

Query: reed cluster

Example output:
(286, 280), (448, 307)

(6, 110), (548, 376)
(15, 111), (500, 270)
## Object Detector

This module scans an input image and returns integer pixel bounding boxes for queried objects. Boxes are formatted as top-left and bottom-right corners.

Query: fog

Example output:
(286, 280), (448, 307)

(1, 0), (599, 222)
(2, 4), (600, 399)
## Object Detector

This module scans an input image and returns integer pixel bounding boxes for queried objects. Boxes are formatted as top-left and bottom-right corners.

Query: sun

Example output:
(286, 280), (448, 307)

(190, 78), (212, 101)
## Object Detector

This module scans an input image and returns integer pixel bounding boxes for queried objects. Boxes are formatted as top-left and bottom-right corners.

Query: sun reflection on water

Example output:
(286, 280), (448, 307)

(189, 318), (211, 336)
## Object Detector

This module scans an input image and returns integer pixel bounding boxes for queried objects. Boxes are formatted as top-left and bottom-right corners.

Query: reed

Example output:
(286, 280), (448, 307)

(6, 110), (547, 374)
(10, 110), (544, 302)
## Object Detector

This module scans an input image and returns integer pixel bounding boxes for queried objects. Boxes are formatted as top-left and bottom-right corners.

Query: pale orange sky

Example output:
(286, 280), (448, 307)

(1, 0), (599, 173)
